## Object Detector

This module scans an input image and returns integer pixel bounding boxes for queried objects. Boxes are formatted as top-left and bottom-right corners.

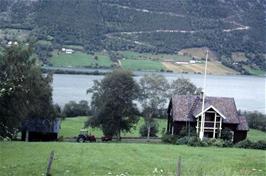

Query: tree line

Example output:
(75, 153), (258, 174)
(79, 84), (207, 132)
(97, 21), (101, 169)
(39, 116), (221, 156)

(0, 45), (201, 139)
(86, 69), (201, 140)
(0, 45), (60, 139)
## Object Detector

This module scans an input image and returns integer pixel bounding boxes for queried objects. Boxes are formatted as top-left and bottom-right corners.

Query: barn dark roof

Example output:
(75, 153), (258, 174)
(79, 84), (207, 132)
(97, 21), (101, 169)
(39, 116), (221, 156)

(168, 95), (248, 130)
(21, 118), (61, 133)
(237, 116), (249, 131)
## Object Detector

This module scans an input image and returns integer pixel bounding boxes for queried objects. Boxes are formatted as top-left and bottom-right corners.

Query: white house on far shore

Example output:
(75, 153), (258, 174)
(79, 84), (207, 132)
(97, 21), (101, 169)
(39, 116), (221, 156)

(62, 48), (74, 54)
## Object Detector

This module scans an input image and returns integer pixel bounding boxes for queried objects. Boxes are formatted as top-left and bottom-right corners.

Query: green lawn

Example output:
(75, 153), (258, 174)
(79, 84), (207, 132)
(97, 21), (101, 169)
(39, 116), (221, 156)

(37, 40), (52, 46)
(243, 65), (266, 76)
(50, 51), (112, 67)
(248, 129), (266, 142)
(121, 59), (165, 71)
(119, 51), (191, 61)
(0, 142), (265, 176)
(59, 116), (265, 142)
(60, 116), (166, 138)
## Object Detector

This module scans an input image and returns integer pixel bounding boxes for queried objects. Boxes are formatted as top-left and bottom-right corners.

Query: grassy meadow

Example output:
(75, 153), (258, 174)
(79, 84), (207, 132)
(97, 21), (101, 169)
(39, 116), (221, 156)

(50, 51), (112, 68)
(119, 51), (191, 62)
(47, 49), (243, 74)
(59, 116), (167, 138)
(1, 117), (265, 176)
(121, 59), (165, 71)
(59, 116), (266, 142)
(0, 142), (265, 176)
(247, 129), (266, 142)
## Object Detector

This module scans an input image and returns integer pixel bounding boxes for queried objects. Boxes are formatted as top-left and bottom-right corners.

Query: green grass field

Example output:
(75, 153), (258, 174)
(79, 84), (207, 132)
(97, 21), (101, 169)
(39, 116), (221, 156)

(119, 51), (191, 62)
(243, 65), (265, 77)
(248, 129), (266, 142)
(0, 142), (265, 176)
(50, 51), (112, 67)
(60, 117), (166, 138)
(59, 117), (266, 142)
(121, 59), (165, 71)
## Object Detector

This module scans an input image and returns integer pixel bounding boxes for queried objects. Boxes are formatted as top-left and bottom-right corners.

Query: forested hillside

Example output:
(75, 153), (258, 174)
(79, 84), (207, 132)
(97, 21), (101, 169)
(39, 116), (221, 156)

(0, 0), (265, 73)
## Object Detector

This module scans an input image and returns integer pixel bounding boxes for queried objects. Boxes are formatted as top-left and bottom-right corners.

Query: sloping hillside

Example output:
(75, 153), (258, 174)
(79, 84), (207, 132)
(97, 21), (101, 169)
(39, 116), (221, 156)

(0, 0), (265, 73)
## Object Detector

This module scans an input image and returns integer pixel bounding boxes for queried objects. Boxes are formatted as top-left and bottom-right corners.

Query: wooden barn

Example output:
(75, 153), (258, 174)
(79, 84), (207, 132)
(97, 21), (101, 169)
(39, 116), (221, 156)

(21, 118), (61, 142)
(167, 95), (248, 143)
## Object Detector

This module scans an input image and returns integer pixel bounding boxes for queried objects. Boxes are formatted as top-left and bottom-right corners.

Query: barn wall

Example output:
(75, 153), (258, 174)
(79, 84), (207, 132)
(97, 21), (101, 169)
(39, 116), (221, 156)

(234, 131), (248, 143)
(222, 124), (247, 143)
(21, 131), (58, 142)
(173, 121), (196, 135)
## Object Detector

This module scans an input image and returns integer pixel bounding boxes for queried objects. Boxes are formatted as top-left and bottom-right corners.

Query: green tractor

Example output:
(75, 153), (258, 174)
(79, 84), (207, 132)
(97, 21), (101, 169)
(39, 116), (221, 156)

(77, 129), (96, 143)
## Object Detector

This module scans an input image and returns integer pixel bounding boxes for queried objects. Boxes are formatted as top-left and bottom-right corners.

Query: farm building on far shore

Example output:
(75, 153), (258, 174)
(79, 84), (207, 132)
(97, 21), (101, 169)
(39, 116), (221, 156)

(21, 118), (61, 142)
(167, 95), (248, 143)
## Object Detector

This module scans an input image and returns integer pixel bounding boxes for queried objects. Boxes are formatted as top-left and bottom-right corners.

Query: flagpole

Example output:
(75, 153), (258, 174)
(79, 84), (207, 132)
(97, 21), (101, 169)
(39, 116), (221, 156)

(199, 50), (209, 140)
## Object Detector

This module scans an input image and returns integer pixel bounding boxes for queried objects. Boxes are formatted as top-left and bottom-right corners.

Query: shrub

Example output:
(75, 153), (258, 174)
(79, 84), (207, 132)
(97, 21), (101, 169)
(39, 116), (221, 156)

(206, 138), (224, 147)
(253, 140), (266, 150)
(223, 140), (233, 147)
(57, 136), (64, 142)
(139, 121), (159, 137)
(187, 137), (208, 147)
(221, 128), (233, 141)
(235, 139), (266, 150)
(63, 100), (90, 117)
(176, 136), (190, 145)
(244, 111), (266, 132)
(234, 139), (253, 149)
(212, 139), (224, 147)
(161, 134), (178, 144)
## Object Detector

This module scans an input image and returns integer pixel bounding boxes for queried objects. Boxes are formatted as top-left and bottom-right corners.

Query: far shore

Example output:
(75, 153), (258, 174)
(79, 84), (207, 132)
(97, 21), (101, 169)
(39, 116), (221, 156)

(42, 66), (266, 77)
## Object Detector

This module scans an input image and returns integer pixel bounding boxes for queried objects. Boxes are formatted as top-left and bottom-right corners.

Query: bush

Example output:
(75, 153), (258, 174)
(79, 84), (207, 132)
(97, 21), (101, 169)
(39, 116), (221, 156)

(244, 111), (266, 132)
(211, 139), (224, 147)
(139, 121), (159, 137)
(235, 139), (266, 150)
(234, 139), (253, 149)
(253, 140), (266, 150)
(62, 100), (90, 117)
(223, 140), (233, 147)
(176, 136), (190, 145)
(187, 137), (208, 147)
(161, 134), (178, 144)
(221, 128), (233, 141)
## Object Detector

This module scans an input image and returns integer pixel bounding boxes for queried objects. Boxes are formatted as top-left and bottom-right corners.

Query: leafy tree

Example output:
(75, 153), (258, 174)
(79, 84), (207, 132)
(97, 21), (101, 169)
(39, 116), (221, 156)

(221, 127), (233, 141)
(139, 121), (158, 137)
(0, 45), (57, 138)
(243, 111), (266, 132)
(170, 78), (201, 95)
(86, 69), (139, 139)
(138, 74), (169, 141)
(62, 100), (90, 117)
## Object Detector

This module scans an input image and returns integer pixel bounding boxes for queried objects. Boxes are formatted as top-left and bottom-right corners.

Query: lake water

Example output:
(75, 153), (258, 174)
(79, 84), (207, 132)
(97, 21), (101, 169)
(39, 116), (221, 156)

(53, 73), (266, 113)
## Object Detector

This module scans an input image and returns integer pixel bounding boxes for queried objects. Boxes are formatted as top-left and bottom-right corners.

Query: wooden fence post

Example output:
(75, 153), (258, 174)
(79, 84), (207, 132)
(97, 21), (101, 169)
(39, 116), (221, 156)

(176, 156), (181, 176)
(46, 151), (55, 176)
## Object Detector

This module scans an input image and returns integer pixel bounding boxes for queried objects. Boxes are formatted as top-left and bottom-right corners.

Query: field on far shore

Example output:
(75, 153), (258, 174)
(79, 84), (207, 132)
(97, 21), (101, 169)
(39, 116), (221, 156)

(0, 142), (265, 176)
(50, 51), (113, 68)
(48, 49), (241, 75)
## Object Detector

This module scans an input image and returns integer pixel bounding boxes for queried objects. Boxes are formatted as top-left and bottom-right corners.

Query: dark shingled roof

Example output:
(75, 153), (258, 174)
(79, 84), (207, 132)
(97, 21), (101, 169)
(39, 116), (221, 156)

(21, 118), (61, 133)
(237, 115), (249, 131)
(169, 95), (248, 130)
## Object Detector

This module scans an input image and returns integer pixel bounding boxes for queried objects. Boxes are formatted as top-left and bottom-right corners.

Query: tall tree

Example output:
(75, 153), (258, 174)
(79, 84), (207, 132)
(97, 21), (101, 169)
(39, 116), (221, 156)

(138, 74), (170, 141)
(86, 69), (139, 140)
(0, 45), (57, 138)
(170, 78), (201, 95)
